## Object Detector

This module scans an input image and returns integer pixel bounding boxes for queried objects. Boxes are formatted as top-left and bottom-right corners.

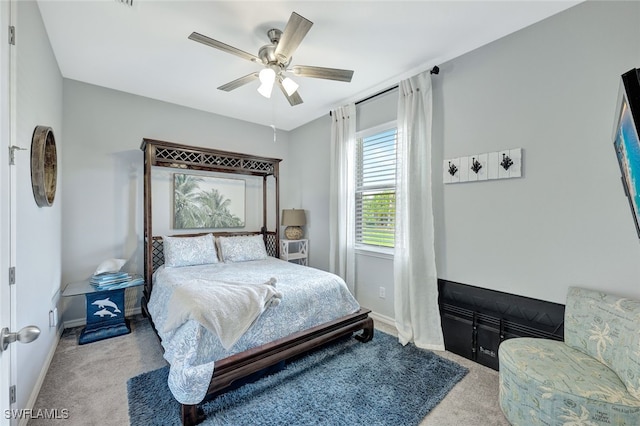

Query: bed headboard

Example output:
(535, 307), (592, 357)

(151, 231), (278, 273)
(141, 138), (282, 298)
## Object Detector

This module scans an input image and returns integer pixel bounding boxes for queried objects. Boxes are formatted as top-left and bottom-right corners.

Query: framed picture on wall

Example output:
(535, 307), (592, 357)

(173, 173), (245, 229)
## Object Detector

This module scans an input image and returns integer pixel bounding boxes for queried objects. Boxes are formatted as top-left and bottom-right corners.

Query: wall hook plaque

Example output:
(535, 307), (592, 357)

(448, 161), (458, 176)
(500, 153), (513, 171)
(470, 157), (482, 174)
(444, 148), (521, 184)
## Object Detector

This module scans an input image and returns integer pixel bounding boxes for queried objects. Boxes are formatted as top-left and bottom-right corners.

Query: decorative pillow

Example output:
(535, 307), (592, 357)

(218, 235), (268, 263)
(163, 234), (218, 268)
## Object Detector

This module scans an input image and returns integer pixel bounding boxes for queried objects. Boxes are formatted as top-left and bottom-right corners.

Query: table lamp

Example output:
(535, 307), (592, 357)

(281, 209), (306, 240)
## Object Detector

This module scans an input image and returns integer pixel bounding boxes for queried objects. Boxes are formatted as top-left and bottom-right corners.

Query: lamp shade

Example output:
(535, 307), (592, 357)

(281, 77), (299, 96)
(281, 209), (306, 226)
(257, 68), (276, 98)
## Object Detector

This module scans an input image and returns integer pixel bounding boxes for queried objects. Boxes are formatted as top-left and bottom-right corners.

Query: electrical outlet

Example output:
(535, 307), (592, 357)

(379, 287), (386, 298)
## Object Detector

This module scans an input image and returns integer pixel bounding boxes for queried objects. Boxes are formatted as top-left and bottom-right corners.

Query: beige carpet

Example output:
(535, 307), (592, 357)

(30, 315), (509, 425)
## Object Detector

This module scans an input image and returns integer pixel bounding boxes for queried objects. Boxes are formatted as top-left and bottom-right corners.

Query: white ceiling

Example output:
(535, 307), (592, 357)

(37, 1), (580, 131)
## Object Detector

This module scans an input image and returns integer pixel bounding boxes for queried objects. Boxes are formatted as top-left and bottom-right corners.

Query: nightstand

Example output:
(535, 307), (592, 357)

(280, 239), (308, 265)
(62, 279), (143, 344)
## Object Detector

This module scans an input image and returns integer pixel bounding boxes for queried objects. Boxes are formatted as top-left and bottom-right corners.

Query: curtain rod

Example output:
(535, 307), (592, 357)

(330, 66), (439, 116)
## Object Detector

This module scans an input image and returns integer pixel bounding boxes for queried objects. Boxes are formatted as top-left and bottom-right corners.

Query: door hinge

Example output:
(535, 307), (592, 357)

(9, 267), (15, 285)
(9, 385), (15, 404)
(8, 26), (15, 46)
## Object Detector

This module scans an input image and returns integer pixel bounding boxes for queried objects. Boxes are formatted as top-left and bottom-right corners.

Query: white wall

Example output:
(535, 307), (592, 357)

(289, 0), (640, 320)
(15, 0), (63, 412)
(61, 80), (291, 323)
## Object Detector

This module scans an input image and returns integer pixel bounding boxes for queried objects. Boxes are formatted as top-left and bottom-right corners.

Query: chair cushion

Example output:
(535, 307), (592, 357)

(499, 337), (640, 426)
(565, 287), (640, 399)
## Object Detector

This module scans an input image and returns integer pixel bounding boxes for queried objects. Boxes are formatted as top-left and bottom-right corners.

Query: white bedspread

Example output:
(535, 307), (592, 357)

(148, 257), (360, 404)
(163, 277), (282, 350)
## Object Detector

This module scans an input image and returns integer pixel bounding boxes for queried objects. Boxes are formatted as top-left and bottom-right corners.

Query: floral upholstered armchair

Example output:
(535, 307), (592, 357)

(498, 287), (640, 425)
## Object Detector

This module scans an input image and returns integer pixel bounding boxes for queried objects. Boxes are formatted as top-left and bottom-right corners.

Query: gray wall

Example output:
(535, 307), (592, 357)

(435, 0), (640, 303)
(15, 0), (64, 411)
(285, 115), (331, 270)
(61, 80), (291, 324)
(289, 0), (640, 319)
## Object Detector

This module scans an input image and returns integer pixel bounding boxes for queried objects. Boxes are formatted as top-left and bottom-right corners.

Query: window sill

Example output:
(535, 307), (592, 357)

(354, 245), (394, 260)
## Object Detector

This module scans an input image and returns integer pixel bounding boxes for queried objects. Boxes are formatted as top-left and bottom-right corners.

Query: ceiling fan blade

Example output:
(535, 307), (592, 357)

(277, 80), (303, 106)
(189, 32), (261, 63)
(274, 12), (313, 63)
(290, 65), (354, 82)
(217, 73), (259, 92)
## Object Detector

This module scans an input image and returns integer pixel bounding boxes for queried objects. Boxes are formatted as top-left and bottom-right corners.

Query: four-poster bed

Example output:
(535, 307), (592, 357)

(140, 138), (373, 426)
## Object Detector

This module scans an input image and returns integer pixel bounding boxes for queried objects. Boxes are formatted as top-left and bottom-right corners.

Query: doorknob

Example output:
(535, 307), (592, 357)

(0, 326), (40, 352)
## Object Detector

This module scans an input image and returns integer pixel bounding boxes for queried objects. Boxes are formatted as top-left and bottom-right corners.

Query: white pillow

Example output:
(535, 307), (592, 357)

(163, 234), (218, 268)
(218, 235), (268, 263)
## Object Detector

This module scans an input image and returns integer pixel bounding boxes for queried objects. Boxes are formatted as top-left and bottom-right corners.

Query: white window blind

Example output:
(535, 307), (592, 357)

(355, 127), (397, 248)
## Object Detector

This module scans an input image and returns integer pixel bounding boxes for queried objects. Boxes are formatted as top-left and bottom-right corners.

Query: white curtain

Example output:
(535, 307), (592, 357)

(329, 103), (356, 293)
(394, 71), (444, 350)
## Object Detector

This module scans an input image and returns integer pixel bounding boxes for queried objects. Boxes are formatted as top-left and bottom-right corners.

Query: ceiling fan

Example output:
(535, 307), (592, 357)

(188, 12), (354, 106)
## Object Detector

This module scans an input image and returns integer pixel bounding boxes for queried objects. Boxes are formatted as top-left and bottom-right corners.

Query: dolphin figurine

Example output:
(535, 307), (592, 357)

(94, 308), (117, 318)
(91, 297), (121, 313)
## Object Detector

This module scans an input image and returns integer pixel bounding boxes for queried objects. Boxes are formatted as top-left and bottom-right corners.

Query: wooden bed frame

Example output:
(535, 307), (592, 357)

(140, 139), (374, 426)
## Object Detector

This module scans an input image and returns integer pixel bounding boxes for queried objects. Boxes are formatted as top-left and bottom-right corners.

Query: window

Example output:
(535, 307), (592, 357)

(355, 126), (397, 249)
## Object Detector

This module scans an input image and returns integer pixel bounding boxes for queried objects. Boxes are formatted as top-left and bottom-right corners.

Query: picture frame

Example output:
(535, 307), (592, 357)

(173, 173), (245, 229)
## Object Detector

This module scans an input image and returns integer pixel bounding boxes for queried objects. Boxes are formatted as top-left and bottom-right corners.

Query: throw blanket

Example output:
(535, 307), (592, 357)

(163, 277), (282, 350)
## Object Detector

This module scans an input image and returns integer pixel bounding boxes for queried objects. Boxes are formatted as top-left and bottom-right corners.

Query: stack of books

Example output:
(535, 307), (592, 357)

(90, 272), (144, 291)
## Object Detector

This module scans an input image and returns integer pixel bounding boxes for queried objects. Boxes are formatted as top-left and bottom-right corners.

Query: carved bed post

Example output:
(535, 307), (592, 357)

(274, 161), (280, 258)
(181, 404), (204, 426)
(142, 141), (154, 297)
(262, 175), (267, 241)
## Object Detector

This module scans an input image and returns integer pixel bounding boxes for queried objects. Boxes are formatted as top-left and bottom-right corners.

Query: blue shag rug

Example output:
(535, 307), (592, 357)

(127, 331), (468, 425)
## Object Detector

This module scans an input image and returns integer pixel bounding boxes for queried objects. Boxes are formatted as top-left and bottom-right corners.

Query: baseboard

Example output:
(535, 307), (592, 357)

(63, 306), (142, 329)
(18, 325), (63, 426)
(369, 311), (395, 329)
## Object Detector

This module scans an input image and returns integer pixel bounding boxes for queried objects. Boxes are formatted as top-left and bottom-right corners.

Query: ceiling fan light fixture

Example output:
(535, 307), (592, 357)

(190, 12), (354, 106)
(281, 76), (299, 96)
(257, 68), (276, 98)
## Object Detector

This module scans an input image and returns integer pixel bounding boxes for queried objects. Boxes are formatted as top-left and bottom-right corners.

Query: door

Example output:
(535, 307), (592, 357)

(1, 1), (14, 424)
(1, 3), (41, 424)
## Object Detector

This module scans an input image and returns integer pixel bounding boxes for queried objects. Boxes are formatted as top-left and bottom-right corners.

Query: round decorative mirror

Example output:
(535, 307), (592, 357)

(31, 126), (57, 207)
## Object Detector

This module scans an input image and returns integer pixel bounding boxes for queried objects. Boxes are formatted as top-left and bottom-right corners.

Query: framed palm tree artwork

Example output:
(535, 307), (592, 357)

(173, 173), (245, 229)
